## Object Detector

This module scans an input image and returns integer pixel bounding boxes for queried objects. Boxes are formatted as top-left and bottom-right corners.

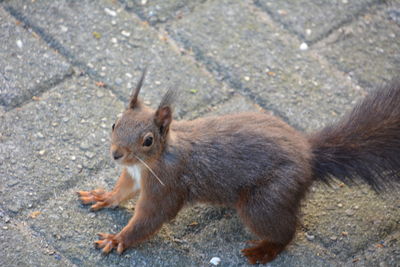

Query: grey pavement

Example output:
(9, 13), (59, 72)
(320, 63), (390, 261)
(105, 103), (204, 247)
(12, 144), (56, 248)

(0, 0), (399, 266)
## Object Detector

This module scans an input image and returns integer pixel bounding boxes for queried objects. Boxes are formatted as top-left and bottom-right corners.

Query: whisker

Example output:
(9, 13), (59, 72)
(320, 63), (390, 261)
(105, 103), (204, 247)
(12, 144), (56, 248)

(134, 155), (165, 186)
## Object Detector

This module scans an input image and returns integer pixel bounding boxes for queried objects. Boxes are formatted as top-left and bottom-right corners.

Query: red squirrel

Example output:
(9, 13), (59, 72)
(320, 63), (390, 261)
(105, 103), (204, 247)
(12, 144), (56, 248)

(77, 70), (400, 264)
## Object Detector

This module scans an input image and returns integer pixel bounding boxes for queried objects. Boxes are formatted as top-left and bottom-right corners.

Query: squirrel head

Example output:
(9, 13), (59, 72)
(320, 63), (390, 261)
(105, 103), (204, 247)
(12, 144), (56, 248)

(110, 69), (174, 166)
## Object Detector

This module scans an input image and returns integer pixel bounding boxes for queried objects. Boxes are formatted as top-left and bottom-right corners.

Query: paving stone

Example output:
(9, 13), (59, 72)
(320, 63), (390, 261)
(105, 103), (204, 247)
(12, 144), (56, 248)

(316, 3), (400, 90)
(345, 230), (400, 266)
(254, 0), (379, 43)
(119, 0), (206, 26)
(0, 6), (72, 110)
(23, 166), (340, 267)
(302, 184), (400, 261)
(183, 94), (262, 120)
(0, 206), (73, 267)
(167, 0), (364, 131)
(23, 168), (197, 267)
(1, 0), (399, 266)
(0, 75), (123, 214)
(205, 94), (263, 117)
(5, 0), (231, 118)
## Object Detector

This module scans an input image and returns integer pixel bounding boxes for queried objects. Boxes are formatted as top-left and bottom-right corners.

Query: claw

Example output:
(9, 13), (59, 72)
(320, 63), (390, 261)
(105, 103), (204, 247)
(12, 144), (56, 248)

(102, 241), (114, 254)
(94, 240), (106, 249)
(98, 233), (113, 240)
(94, 233), (124, 255)
(90, 202), (106, 211)
(76, 191), (90, 197)
(117, 242), (124, 254)
(80, 196), (95, 204)
(91, 189), (106, 196)
(77, 188), (113, 211)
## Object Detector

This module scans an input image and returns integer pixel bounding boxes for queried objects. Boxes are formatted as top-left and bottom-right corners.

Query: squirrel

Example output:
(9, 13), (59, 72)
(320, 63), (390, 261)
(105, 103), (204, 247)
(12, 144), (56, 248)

(77, 69), (400, 264)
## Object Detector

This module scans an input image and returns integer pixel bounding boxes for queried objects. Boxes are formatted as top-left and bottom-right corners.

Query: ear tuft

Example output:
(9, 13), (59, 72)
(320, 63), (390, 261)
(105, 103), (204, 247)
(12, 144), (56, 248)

(129, 68), (147, 109)
(155, 106), (172, 135)
(154, 89), (176, 135)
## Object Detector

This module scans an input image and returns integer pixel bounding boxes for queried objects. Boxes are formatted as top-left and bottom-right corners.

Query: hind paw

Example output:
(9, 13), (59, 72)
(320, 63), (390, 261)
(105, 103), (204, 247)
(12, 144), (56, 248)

(242, 240), (284, 264)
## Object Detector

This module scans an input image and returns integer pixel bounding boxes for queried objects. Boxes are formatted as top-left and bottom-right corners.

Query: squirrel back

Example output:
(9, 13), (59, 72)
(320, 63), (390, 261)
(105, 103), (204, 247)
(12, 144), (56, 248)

(309, 79), (400, 190)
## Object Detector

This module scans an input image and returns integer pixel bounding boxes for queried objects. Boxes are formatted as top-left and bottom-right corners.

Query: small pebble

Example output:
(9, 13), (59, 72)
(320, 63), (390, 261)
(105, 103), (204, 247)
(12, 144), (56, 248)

(337, 203), (343, 208)
(330, 236), (337, 241)
(16, 40), (23, 48)
(96, 91), (104, 98)
(54, 254), (62, 261)
(299, 42), (308, 50)
(141, 0), (148, 5)
(121, 30), (131, 37)
(2, 226), (8, 230)
(80, 142), (90, 150)
(244, 76), (250, 81)
(115, 78), (123, 85)
(306, 29), (312, 35)
(345, 209), (355, 216)
(104, 8), (117, 17)
(209, 257), (221, 265)
(111, 37), (118, 44)
(37, 132), (44, 139)
(305, 232), (315, 241)
(111, 20), (117, 25)
(60, 25), (68, 32)
(71, 155), (76, 161)
(38, 150), (46, 156)
(85, 151), (95, 159)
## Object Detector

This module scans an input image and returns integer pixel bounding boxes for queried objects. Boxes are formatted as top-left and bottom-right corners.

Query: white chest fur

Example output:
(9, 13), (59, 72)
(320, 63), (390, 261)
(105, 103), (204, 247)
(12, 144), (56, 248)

(127, 164), (142, 191)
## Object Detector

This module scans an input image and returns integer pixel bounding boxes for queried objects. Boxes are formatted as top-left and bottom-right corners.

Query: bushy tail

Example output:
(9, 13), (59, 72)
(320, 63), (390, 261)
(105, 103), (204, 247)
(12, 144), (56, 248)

(309, 79), (400, 191)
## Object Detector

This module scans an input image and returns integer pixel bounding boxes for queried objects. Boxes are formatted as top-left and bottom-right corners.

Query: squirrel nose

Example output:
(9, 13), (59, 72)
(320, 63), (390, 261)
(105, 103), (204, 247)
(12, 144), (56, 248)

(112, 151), (123, 160)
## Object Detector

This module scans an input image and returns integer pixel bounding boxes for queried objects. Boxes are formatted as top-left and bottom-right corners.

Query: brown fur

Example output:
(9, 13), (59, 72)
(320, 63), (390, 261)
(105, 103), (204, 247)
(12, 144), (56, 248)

(78, 71), (400, 264)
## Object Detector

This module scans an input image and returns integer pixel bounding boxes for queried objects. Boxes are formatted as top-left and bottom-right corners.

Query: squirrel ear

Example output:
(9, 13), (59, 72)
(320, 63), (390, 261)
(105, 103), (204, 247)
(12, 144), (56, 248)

(129, 68), (147, 109)
(154, 89), (175, 135)
(154, 106), (172, 134)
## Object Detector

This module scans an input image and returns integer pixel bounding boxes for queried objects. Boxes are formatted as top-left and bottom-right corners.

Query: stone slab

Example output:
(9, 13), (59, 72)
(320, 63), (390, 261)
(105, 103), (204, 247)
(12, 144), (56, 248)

(22, 168), (198, 267)
(119, 0), (206, 26)
(316, 3), (400, 90)
(0, 6), (72, 110)
(0, 75), (123, 214)
(254, 0), (379, 43)
(302, 184), (400, 261)
(345, 230), (400, 266)
(5, 0), (231, 118)
(22, 167), (339, 266)
(0, 207), (73, 267)
(167, 0), (364, 131)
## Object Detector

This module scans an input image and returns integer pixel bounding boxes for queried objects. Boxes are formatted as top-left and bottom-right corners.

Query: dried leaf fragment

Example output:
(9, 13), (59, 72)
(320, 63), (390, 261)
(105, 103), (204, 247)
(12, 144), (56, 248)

(29, 211), (42, 219)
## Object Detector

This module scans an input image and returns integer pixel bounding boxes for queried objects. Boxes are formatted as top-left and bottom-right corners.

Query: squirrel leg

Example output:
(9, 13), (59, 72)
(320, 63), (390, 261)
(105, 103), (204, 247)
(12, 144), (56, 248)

(95, 186), (184, 254)
(77, 168), (137, 211)
(236, 187), (298, 264)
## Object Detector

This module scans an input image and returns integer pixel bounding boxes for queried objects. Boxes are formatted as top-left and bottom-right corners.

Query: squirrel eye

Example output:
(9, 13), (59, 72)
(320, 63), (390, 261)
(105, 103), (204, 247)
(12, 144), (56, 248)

(143, 136), (153, 147)
(112, 123), (115, 131)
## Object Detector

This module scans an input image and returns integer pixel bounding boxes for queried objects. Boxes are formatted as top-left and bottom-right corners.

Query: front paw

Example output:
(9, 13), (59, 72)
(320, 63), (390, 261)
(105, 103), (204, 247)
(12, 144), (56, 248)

(95, 233), (126, 254)
(76, 189), (116, 211)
